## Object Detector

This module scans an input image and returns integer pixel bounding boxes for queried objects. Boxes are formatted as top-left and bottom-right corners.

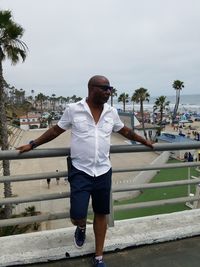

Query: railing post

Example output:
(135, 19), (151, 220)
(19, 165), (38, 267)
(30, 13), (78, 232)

(187, 167), (191, 197)
(107, 190), (114, 227)
(193, 184), (200, 209)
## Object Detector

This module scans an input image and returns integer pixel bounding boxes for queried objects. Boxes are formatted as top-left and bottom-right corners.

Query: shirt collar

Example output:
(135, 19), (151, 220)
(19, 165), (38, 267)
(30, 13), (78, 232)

(80, 97), (111, 113)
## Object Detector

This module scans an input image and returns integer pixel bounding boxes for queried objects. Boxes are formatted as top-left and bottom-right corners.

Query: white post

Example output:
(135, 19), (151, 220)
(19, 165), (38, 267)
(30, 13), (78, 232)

(107, 190), (114, 227)
(193, 184), (200, 209)
(188, 167), (191, 197)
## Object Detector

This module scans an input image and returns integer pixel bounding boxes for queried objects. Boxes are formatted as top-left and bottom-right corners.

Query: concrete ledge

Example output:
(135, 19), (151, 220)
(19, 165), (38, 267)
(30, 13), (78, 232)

(1, 209), (200, 266)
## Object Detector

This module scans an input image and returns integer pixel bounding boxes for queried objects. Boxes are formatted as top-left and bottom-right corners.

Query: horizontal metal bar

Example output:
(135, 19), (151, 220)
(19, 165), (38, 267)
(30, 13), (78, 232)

(0, 210), (94, 227)
(0, 171), (68, 183)
(113, 161), (200, 173)
(0, 192), (70, 205)
(1, 179), (200, 205)
(0, 212), (69, 227)
(0, 148), (70, 160)
(1, 142), (200, 160)
(113, 196), (200, 211)
(113, 179), (200, 193)
(110, 143), (200, 153)
(1, 162), (200, 183)
(1, 195), (198, 227)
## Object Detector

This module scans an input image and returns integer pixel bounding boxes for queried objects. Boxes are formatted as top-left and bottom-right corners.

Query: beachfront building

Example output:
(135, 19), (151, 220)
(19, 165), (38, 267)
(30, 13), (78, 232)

(134, 123), (161, 141)
(19, 114), (40, 130)
(119, 111), (140, 129)
(118, 111), (161, 141)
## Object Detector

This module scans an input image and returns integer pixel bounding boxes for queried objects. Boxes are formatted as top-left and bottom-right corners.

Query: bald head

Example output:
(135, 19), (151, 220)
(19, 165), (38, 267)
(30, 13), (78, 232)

(88, 75), (110, 89)
(87, 75), (111, 105)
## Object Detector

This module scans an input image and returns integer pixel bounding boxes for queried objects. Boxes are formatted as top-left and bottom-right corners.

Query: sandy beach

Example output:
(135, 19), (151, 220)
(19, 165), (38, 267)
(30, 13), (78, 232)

(164, 119), (200, 136)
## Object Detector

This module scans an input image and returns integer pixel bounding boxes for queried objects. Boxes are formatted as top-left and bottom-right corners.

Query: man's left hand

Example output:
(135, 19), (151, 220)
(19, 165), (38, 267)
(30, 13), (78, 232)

(145, 140), (154, 149)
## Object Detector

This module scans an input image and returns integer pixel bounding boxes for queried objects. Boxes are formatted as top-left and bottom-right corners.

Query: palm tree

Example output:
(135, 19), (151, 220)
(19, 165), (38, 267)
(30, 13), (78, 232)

(0, 10), (28, 218)
(154, 96), (170, 125)
(31, 89), (34, 97)
(7, 85), (15, 105)
(60, 96), (69, 108)
(23, 100), (33, 118)
(31, 89), (35, 107)
(131, 88), (150, 140)
(51, 93), (56, 111)
(14, 88), (25, 105)
(118, 93), (129, 112)
(70, 94), (77, 103)
(110, 87), (117, 107)
(172, 80), (184, 123)
(35, 93), (47, 113)
(75, 96), (82, 102)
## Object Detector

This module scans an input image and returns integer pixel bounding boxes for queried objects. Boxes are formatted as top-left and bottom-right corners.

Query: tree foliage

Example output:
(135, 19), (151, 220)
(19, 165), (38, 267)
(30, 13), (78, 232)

(172, 80), (184, 122)
(118, 92), (129, 112)
(131, 88), (150, 139)
(154, 95), (170, 125)
(0, 10), (28, 218)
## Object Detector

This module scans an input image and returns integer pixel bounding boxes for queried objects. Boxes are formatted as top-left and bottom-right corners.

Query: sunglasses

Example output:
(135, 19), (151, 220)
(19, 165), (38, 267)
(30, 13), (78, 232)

(92, 84), (113, 92)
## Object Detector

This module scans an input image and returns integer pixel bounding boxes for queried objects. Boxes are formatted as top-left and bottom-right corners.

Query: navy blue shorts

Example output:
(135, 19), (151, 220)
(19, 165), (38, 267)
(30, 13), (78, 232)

(68, 165), (112, 220)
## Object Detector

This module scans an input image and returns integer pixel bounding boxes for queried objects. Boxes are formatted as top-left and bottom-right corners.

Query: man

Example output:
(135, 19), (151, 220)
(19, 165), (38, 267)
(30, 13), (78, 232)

(17, 75), (153, 267)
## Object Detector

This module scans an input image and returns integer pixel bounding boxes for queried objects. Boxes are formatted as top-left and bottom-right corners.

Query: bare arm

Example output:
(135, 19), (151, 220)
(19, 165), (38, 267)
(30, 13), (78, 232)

(118, 126), (154, 149)
(16, 125), (65, 153)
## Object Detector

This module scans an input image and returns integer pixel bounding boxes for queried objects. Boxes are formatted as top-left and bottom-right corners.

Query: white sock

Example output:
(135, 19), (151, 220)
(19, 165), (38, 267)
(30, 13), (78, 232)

(95, 255), (103, 261)
(78, 225), (86, 230)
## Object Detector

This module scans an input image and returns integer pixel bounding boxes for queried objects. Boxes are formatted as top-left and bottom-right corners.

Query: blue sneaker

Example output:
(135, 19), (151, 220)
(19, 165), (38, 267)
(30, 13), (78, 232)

(93, 257), (107, 267)
(74, 226), (86, 248)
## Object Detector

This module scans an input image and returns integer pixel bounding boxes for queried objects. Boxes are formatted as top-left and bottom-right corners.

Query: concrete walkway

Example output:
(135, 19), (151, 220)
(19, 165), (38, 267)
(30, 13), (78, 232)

(21, 235), (200, 267)
(1, 209), (200, 266)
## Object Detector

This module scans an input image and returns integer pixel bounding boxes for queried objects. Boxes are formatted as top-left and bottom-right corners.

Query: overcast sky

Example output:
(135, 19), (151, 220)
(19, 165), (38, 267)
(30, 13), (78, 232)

(1, 0), (200, 99)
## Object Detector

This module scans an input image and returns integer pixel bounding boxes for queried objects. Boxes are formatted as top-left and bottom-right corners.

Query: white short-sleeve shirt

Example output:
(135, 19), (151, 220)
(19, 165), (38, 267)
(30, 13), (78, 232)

(57, 98), (124, 176)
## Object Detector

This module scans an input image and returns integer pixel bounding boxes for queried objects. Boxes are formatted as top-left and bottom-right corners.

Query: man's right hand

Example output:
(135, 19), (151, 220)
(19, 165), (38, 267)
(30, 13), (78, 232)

(16, 144), (32, 153)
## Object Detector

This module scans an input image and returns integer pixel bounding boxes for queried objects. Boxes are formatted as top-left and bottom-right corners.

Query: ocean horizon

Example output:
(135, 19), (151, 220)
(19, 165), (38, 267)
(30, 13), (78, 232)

(150, 94), (200, 105)
(111, 94), (200, 113)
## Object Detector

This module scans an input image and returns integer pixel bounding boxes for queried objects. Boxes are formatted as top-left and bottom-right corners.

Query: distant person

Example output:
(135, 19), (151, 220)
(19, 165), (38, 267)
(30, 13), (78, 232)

(197, 133), (200, 141)
(46, 178), (51, 189)
(184, 152), (188, 162)
(188, 152), (193, 162)
(64, 177), (68, 185)
(55, 170), (60, 185)
(17, 75), (153, 267)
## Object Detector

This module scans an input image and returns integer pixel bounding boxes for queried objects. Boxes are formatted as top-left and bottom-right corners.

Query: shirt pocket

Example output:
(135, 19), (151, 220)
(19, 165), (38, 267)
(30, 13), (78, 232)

(102, 117), (113, 134)
(73, 117), (89, 133)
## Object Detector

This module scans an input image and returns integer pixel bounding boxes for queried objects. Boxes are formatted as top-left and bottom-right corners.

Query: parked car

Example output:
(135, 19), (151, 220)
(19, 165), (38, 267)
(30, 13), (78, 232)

(160, 120), (170, 125)
(195, 117), (200, 121)
(29, 125), (38, 129)
(173, 119), (179, 124)
(42, 112), (50, 119)
(40, 122), (47, 128)
(12, 118), (20, 127)
(53, 114), (61, 120)
(179, 120), (193, 124)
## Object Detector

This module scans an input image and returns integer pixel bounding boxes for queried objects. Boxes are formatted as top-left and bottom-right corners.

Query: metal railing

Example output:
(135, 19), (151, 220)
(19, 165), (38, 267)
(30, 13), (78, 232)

(1, 142), (200, 228)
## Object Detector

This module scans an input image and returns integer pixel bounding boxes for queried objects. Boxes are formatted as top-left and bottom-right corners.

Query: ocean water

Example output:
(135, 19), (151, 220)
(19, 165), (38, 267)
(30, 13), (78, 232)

(112, 94), (200, 113)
